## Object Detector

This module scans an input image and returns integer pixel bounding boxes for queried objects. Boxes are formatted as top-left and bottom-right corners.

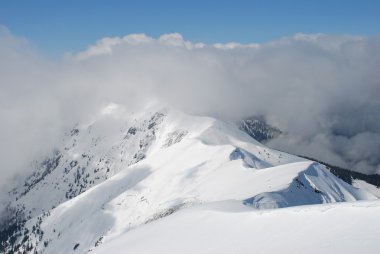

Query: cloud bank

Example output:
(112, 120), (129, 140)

(1, 26), (380, 191)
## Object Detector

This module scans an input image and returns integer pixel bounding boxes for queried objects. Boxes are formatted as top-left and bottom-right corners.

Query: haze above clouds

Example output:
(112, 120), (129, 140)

(1, 25), (380, 189)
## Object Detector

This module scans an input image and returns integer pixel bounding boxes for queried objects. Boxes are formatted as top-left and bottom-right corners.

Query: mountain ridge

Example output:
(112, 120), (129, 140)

(0, 104), (377, 253)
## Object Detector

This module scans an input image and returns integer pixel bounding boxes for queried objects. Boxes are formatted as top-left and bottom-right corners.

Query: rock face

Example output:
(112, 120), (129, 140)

(0, 104), (376, 254)
(238, 116), (282, 143)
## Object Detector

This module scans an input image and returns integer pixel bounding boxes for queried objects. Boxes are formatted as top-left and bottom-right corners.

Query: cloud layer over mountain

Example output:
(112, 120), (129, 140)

(1, 25), (380, 189)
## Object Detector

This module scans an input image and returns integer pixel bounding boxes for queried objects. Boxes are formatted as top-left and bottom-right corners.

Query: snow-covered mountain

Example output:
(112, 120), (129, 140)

(1, 103), (378, 254)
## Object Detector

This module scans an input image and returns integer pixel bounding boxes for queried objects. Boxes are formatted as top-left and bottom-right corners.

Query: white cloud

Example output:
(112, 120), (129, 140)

(74, 33), (154, 60)
(1, 29), (380, 191)
(213, 42), (260, 49)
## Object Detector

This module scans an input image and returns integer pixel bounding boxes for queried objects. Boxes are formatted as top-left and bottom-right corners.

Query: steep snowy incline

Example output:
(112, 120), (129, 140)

(2, 104), (377, 253)
(94, 200), (380, 254)
(9, 104), (168, 218)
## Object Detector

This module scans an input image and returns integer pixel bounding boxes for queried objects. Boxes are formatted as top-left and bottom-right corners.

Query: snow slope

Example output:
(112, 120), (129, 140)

(94, 200), (380, 254)
(353, 180), (380, 198)
(2, 103), (377, 253)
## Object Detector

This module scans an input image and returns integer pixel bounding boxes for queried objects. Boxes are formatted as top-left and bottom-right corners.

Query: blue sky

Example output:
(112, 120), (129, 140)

(0, 0), (379, 56)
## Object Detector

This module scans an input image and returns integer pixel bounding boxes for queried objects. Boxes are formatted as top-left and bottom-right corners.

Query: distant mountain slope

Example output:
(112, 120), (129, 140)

(238, 116), (281, 143)
(237, 116), (380, 188)
(299, 156), (380, 187)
